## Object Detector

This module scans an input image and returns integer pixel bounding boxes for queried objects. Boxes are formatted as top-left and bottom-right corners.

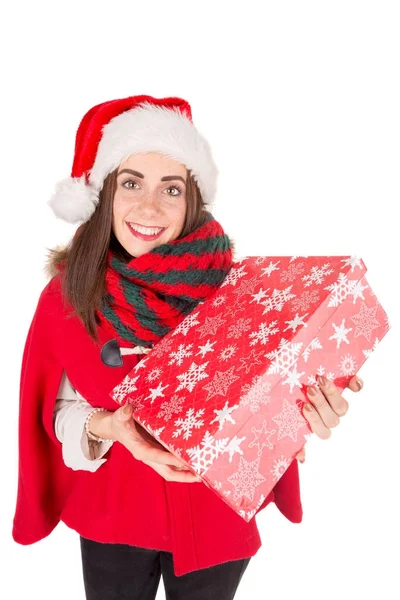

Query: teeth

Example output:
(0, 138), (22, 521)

(130, 224), (164, 236)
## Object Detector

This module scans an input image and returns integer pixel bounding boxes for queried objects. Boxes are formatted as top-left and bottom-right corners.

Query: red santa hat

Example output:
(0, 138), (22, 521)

(49, 95), (218, 224)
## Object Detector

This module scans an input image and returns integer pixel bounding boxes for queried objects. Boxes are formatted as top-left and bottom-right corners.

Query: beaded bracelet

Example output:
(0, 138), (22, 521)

(85, 407), (114, 443)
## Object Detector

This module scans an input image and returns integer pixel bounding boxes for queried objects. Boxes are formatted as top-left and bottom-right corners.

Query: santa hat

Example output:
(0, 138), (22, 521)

(49, 95), (218, 224)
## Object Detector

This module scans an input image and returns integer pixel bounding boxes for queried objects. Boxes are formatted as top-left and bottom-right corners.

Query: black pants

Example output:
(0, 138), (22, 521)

(80, 536), (250, 600)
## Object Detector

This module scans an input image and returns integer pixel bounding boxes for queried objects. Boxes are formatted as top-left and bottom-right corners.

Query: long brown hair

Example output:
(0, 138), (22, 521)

(47, 167), (213, 343)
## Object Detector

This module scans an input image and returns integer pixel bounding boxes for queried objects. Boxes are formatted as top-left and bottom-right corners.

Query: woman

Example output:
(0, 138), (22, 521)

(12, 95), (363, 600)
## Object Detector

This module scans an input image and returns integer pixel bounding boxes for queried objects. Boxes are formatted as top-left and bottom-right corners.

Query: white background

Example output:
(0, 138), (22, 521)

(1, 1), (399, 598)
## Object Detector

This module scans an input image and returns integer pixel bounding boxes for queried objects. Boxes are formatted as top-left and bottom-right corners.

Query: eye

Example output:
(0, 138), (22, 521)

(166, 185), (183, 196)
(122, 179), (139, 190)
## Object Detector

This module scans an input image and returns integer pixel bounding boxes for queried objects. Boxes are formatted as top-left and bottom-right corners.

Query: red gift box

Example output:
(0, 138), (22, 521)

(110, 256), (390, 521)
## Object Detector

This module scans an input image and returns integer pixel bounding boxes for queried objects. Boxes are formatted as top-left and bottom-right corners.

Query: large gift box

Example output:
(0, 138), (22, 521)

(110, 256), (390, 521)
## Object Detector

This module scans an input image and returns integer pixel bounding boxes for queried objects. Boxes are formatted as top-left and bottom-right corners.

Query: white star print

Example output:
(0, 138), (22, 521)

(146, 381), (169, 403)
(329, 318), (352, 349)
(196, 339), (217, 358)
(209, 401), (239, 431)
(284, 312), (308, 333)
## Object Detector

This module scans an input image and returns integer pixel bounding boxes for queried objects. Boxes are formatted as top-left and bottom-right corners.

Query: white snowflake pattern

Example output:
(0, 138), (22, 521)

(256, 286), (296, 314)
(224, 300), (248, 319)
(212, 294), (227, 307)
(248, 420), (276, 456)
(254, 257), (269, 266)
(339, 354), (358, 376)
(237, 348), (265, 374)
(146, 381), (169, 403)
(350, 280), (369, 304)
(329, 318), (353, 349)
(302, 337), (323, 362)
(157, 394), (185, 421)
(266, 339), (303, 376)
(238, 508), (258, 521)
(291, 290), (320, 312)
(197, 314), (228, 338)
(289, 256), (308, 262)
(240, 376), (272, 413)
(176, 361), (209, 393)
(233, 275), (263, 303)
(284, 312), (308, 333)
(173, 408), (205, 440)
(196, 339), (217, 357)
(324, 273), (359, 307)
(210, 401), (239, 431)
(350, 303), (380, 342)
(111, 373), (140, 403)
(307, 366), (334, 385)
(168, 343), (193, 366)
(281, 366), (305, 394)
(186, 431), (229, 475)
(341, 256), (363, 272)
(362, 337), (380, 358)
(172, 312), (201, 336)
(202, 365), (240, 400)
(270, 455), (291, 482)
(220, 265), (247, 287)
(261, 260), (280, 276)
(227, 317), (253, 339)
(150, 337), (174, 359)
(133, 356), (149, 371)
(280, 262), (305, 283)
(145, 367), (162, 383)
(219, 344), (238, 361)
(249, 320), (280, 346)
(272, 399), (307, 442)
(227, 456), (266, 502)
(224, 435), (246, 463)
(127, 394), (146, 412)
(302, 263), (334, 287)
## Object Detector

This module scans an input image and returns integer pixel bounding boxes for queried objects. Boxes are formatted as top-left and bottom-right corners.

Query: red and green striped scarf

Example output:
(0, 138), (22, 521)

(98, 212), (234, 348)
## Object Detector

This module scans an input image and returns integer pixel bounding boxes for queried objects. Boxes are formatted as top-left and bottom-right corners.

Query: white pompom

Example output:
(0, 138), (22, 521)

(48, 176), (99, 224)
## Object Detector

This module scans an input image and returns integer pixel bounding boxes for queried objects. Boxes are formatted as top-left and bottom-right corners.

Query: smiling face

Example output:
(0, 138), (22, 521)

(112, 152), (187, 258)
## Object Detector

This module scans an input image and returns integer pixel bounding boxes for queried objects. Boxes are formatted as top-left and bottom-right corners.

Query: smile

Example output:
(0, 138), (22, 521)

(127, 222), (166, 241)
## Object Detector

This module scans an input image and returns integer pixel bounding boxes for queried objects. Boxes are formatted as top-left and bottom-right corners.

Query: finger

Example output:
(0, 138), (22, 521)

(316, 376), (349, 417)
(144, 461), (202, 483)
(117, 404), (133, 422)
(295, 447), (306, 463)
(133, 444), (187, 469)
(347, 375), (363, 393)
(303, 401), (332, 440)
(307, 382), (342, 428)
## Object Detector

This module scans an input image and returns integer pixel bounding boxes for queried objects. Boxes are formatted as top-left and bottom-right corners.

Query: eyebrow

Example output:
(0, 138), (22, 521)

(117, 168), (186, 185)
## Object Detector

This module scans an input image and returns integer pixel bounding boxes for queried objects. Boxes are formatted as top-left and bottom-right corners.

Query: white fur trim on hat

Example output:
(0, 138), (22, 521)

(48, 176), (99, 224)
(89, 102), (218, 204)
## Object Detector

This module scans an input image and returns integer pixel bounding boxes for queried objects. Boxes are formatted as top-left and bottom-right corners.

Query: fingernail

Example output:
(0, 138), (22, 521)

(356, 379), (363, 390)
(307, 385), (318, 396)
(123, 405), (131, 414)
(318, 376), (327, 386)
(303, 402), (313, 412)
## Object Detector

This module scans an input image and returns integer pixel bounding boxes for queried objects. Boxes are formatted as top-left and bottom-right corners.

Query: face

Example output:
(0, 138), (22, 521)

(113, 152), (187, 257)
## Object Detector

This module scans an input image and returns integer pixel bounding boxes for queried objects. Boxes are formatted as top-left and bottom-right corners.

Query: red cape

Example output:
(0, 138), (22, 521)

(12, 275), (303, 576)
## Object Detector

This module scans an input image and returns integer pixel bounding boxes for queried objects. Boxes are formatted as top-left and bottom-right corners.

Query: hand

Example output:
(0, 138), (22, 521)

(295, 375), (364, 463)
(102, 405), (201, 483)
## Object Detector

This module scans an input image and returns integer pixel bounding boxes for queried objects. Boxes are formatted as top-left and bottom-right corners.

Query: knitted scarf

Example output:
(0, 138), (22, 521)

(97, 212), (234, 348)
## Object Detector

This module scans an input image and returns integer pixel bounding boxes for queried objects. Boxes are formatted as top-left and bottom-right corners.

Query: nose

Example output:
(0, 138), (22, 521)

(129, 190), (162, 219)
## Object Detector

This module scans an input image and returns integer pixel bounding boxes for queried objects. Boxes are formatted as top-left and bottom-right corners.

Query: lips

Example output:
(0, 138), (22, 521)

(127, 223), (166, 241)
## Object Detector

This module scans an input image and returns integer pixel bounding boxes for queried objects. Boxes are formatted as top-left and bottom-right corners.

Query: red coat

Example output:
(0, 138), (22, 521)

(12, 275), (303, 576)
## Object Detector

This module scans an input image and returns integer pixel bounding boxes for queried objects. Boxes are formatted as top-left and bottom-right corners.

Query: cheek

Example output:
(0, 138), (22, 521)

(112, 196), (125, 222)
